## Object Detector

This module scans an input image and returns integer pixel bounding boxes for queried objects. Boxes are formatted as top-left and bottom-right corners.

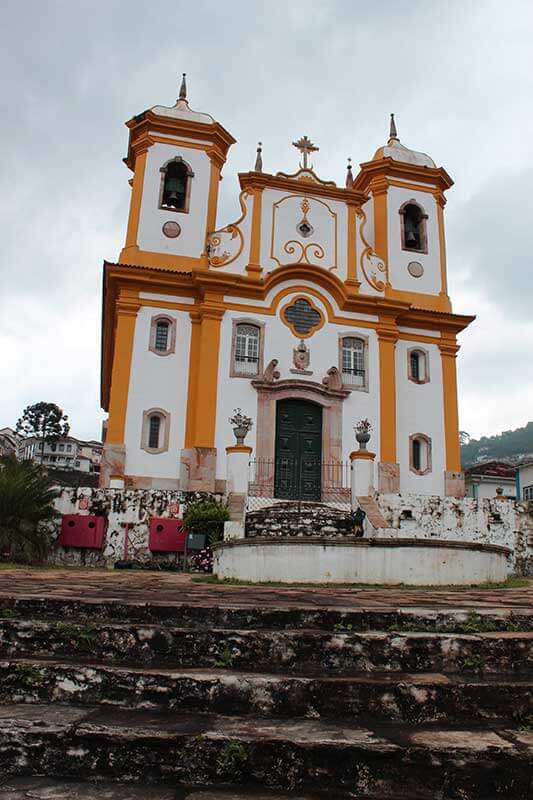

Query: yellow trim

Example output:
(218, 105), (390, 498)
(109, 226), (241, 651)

(204, 161), (222, 264)
(377, 318), (398, 463)
(119, 247), (206, 271)
(385, 287), (452, 312)
(439, 339), (462, 471)
(387, 178), (440, 195)
(226, 444), (253, 454)
(279, 294), (325, 339)
(247, 188), (263, 276)
(184, 306), (224, 448)
(372, 179), (389, 269)
(106, 290), (140, 444)
(124, 150), (148, 251)
(148, 135), (213, 153)
(436, 195), (449, 299)
(349, 450), (376, 461)
(346, 201), (360, 291)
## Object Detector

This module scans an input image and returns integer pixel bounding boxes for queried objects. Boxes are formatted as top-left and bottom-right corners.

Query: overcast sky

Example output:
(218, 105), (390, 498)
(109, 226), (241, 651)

(1, 0), (532, 442)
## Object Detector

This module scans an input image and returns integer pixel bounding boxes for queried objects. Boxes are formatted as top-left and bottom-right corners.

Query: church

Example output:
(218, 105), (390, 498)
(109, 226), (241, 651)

(100, 76), (474, 500)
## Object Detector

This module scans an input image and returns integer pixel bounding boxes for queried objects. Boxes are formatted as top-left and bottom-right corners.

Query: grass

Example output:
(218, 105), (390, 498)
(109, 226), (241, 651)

(192, 575), (530, 591)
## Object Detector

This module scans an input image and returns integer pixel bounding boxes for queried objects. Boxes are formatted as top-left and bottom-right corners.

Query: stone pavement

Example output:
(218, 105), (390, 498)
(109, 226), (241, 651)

(0, 567), (531, 611)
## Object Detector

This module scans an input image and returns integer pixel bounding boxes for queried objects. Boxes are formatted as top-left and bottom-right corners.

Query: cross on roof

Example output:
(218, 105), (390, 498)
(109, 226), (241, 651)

(292, 135), (319, 169)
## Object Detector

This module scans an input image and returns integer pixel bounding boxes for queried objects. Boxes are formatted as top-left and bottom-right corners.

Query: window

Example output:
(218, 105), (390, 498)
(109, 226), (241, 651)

(159, 157), (194, 213)
(231, 319), (264, 378)
(141, 408), (170, 454)
(400, 201), (428, 253)
(339, 334), (368, 390)
(59, 444), (65, 452)
(149, 315), (176, 356)
(75, 460), (80, 468)
(408, 348), (430, 384)
(66, 444), (72, 452)
(410, 434), (432, 475)
(524, 485), (533, 501)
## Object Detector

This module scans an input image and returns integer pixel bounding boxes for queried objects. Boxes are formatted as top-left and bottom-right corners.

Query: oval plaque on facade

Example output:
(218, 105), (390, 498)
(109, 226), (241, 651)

(407, 260), (424, 278)
(162, 221), (181, 238)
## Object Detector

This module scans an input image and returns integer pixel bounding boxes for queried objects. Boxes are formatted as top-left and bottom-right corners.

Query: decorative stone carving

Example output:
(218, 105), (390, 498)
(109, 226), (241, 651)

(290, 339), (312, 375)
(322, 366), (342, 391)
(261, 359), (280, 383)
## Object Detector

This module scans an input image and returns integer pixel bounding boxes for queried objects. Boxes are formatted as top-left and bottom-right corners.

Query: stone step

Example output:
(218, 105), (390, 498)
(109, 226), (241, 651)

(2, 597), (531, 633)
(0, 777), (335, 800)
(1, 658), (531, 725)
(0, 620), (531, 673)
(0, 704), (531, 798)
(356, 496), (391, 530)
(245, 503), (354, 538)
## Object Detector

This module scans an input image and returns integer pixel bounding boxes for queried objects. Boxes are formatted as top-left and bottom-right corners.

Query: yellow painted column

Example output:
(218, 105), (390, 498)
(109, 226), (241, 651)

(184, 306), (224, 448)
(439, 339), (462, 472)
(246, 188), (263, 277)
(123, 148), (148, 252)
(345, 201), (360, 293)
(377, 321), (398, 465)
(106, 290), (140, 444)
(371, 178), (389, 269)
(435, 192), (451, 303)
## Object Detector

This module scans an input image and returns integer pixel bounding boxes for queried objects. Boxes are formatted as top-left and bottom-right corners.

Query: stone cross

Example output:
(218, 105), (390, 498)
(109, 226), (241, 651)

(292, 135), (319, 169)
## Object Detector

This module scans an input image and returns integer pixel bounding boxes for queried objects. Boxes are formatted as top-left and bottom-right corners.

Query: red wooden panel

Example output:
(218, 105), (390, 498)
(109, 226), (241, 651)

(59, 515), (106, 549)
(149, 517), (186, 553)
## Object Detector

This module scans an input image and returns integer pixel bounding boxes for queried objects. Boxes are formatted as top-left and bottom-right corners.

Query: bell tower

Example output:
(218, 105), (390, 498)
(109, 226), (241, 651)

(120, 75), (236, 271)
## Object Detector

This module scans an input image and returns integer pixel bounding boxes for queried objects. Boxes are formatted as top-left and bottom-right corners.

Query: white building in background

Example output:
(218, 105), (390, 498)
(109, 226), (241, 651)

(517, 461), (533, 501)
(19, 436), (103, 476)
(100, 77), (474, 498)
(464, 461), (517, 500)
(0, 428), (22, 458)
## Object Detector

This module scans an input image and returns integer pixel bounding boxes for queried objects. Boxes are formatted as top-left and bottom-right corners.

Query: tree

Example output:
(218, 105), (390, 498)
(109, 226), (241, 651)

(16, 402), (70, 463)
(0, 457), (58, 563)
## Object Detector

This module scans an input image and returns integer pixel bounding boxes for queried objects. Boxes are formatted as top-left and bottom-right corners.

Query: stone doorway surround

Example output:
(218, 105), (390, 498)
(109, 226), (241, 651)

(251, 372), (350, 497)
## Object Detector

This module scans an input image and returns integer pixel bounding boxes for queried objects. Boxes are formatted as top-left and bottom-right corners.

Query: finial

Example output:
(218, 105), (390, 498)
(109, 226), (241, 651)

(179, 73), (187, 102)
(345, 157), (353, 188)
(292, 135), (319, 170)
(254, 141), (263, 172)
(389, 112), (399, 141)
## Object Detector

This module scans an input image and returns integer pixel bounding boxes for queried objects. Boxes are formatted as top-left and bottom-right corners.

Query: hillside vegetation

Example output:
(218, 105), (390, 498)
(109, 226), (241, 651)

(461, 421), (533, 467)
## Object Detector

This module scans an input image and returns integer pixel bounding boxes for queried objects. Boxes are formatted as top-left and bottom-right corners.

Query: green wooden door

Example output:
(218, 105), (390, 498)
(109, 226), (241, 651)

(274, 399), (322, 501)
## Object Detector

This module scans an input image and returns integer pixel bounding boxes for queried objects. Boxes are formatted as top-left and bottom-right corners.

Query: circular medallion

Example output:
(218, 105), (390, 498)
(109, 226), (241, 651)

(297, 221), (314, 238)
(162, 221), (181, 238)
(407, 260), (424, 278)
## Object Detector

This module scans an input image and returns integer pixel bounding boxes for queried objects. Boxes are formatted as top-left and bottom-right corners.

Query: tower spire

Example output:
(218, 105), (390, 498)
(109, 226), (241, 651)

(254, 142), (263, 172)
(345, 157), (353, 188)
(179, 73), (187, 102)
(389, 112), (399, 142)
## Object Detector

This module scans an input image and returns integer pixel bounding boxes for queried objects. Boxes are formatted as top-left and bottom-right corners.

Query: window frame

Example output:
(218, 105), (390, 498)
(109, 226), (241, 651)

(523, 485), (533, 501)
(158, 156), (194, 215)
(149, 314), (177, 357)
(141, 408), (171, 455)
(338, 333), (369, 392)
(409, 433), (432, 476)
(399, 199), (429, 255)
(407, 347), (430, 385)
(230, 318), (265, 379)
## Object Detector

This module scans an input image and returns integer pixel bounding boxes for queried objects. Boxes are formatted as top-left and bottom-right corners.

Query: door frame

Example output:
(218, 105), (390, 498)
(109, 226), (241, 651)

(274, 397), (323, 501)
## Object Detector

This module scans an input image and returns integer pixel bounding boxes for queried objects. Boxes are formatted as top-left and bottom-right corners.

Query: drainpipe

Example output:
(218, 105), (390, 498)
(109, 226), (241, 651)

(515, 469), (521, 501)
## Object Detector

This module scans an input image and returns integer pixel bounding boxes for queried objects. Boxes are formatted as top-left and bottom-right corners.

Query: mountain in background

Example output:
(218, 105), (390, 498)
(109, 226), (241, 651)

(461, 421), (533, 467)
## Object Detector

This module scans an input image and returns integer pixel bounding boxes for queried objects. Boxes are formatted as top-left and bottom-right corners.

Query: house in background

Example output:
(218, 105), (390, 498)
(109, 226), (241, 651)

(464, 461), (516, 500)
(516, 461), (533, 501)
(18, 436), (103, 477)
(0, 428), (22, 458)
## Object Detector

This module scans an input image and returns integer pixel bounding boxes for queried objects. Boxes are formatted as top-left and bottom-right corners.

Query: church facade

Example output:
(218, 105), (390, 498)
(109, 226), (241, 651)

(100, 77), (474, 499)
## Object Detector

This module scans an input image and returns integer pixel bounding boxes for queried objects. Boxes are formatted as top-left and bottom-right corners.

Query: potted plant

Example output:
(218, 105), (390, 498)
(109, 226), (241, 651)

(229, 408), (253, 445)
(354, 419), (372, 450)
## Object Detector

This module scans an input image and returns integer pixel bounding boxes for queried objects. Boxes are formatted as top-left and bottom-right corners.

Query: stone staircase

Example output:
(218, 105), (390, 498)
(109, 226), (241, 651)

(245, 501), (354, 538)
(0, 595), (532, 798)
(356, 496), (391, 530)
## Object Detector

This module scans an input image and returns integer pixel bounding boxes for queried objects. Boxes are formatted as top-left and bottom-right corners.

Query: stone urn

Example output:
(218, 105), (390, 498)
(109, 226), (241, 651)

(354, 419), (372, 451)
(229, 408), (253, 446)
(232, 425), (249, 445)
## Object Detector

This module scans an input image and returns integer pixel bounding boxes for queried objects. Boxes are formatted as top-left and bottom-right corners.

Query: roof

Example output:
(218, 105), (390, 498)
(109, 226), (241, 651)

(373, 137), (436, 168)
(464, 461), (516, 479)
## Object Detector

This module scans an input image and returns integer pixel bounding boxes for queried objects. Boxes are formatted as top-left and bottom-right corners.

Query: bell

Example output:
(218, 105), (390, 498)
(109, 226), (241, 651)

(406, 229), (417, 245)
(167, 191), (180, 207)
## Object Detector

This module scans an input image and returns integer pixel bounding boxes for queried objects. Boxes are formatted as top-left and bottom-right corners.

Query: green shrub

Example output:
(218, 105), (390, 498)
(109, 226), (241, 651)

(183, 499), (229, 544)
(0, 457), (58, 563)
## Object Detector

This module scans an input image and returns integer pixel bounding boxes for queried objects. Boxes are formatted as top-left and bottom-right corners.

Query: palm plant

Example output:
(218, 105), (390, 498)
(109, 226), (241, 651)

(0, 457), (59, 563)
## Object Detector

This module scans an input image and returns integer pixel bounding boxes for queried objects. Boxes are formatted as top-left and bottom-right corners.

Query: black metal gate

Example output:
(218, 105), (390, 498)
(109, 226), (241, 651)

(274, 399), (322, 501)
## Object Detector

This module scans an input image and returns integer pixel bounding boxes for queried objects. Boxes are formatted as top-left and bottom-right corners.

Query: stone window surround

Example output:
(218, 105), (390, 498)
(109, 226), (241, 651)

(251, 377), (350, 496)
(409, 433), (432, 476)
(149, 314), (177, 356)
(230, 317), (265, 379)
(141, 408), (171, 455)
(338, 332), (369, 392)
(399, 199), (429, 255)
(407, 346), (430, 385)
(158, 156), (195, 215)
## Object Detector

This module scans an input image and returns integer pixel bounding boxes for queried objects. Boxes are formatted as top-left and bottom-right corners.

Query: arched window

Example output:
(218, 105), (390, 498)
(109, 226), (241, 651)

(339, 335), (368, 390)
(400, 201), (428, 253)
(141, 408), (170, 454)
(149, 315), (176, 356)
(231, 320), (264, 377)
(159, 157), (194, 213)
(410, 433), (432, 475)
(408, 347), (430, 384)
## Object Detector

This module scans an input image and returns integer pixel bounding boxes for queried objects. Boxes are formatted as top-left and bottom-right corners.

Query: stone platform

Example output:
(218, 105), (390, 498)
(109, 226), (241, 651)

(0, 568), (531, 798)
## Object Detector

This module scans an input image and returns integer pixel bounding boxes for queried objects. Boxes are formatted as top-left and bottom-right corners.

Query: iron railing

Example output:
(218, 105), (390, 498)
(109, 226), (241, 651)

(248, 457), (350, 510)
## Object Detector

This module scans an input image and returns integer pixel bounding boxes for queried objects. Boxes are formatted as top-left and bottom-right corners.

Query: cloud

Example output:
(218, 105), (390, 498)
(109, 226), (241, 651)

(1, 0), (532, 440)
